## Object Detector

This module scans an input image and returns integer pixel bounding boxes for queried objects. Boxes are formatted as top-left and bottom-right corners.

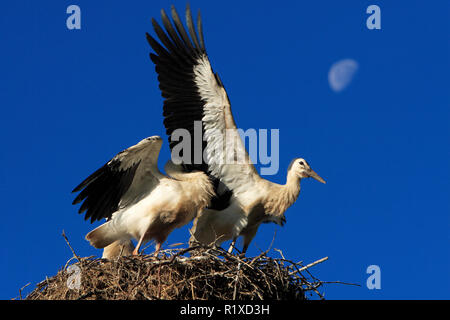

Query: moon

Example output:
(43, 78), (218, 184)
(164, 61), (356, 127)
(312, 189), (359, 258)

(328, 59), (359, 92)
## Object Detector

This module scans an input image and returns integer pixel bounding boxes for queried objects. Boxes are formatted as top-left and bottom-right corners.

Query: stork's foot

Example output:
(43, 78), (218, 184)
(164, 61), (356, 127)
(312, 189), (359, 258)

(153, 242), (162, 257)
(228, 238), (237, 254)
(133, 235), (145, 257)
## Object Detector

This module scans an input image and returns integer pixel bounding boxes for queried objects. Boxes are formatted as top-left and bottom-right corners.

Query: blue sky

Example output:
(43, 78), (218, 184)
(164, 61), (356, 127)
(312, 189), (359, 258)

(0, 0), (449, 299)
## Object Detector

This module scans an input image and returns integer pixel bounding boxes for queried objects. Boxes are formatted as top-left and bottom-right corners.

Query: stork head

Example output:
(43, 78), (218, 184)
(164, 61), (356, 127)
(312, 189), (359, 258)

(289, 158), (326, 184)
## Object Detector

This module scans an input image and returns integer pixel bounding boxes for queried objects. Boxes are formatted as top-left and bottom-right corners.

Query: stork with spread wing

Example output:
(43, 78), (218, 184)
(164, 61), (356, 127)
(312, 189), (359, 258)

(147, 5), (326, 255)
(72, 136), (214, 257)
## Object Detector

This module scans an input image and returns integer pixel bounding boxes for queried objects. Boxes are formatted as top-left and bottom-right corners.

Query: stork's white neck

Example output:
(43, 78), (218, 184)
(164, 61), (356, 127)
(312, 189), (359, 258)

(284, 169), (302, 206)
(264, 169), (301, 215)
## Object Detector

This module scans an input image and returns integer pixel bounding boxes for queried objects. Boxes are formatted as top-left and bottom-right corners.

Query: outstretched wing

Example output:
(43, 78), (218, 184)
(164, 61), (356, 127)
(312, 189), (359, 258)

(72, 136), (163, 223)
(147, 5), (258, 209)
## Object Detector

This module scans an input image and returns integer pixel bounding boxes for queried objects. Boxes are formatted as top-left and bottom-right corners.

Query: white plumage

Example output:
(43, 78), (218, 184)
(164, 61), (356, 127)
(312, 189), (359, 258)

(146, 5), (326, 255)
(72, 136), (214, 257)
(73, 5), (326, 258)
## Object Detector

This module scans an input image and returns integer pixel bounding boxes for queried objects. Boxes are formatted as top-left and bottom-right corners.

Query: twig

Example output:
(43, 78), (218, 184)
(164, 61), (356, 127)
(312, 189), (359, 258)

(157, 262), (162, 299)
(232, 262), (242, 300)
(320, 280), (361, 287)
(289, 257), (329, 275)
(274, 248), (286, 260)
(61, 230), (80, 262)
(18, 283), (31, 300)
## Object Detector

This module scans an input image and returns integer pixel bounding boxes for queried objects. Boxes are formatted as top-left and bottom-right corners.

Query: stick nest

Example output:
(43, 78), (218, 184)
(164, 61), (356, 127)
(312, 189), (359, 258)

(25, 245), (328, 300)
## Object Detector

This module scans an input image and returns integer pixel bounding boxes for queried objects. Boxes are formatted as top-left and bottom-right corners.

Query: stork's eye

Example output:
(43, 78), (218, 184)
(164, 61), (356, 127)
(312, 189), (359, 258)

(299, 161), (305, 166)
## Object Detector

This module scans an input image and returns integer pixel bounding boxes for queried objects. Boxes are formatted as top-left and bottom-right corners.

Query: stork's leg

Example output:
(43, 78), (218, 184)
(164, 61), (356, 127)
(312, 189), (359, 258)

(153, 232), (170, 257)
(228, 237), (237, 253)
(154, 242), (162, 257)
(133, 234), (145, 256)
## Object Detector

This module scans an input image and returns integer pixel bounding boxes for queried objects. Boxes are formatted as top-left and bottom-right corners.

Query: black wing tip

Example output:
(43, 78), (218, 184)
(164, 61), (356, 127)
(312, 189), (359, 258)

(186, 3), (194, 17)
(71, 157), (141, 224)
(196, 8), (205, 52)
(160, 8), (169, 22)
(170, 5), (179, 22)
(71, 187), (80, 194)
(150, 4), (206, 57)
(145, 32), (156, 45)
(71, 178), (90, 194)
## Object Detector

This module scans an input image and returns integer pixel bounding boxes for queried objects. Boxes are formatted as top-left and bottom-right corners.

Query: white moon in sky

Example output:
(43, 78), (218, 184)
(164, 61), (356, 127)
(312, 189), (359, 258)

(328, 59), (359, 92)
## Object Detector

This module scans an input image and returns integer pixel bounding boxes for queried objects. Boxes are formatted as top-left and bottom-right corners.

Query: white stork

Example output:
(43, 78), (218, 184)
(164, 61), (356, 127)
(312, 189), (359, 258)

(147, 5), (326, 255)
(72, 136), (214, 257)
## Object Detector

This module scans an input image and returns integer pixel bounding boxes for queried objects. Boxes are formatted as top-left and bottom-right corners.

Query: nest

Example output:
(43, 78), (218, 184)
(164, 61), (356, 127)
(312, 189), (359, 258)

(24, 243), (330, 300)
